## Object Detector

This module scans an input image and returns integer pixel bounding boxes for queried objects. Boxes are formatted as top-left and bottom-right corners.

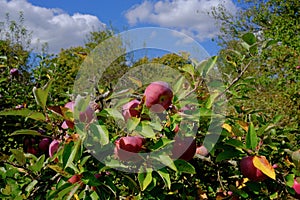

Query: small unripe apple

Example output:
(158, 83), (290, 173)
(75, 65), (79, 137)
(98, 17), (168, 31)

(122, 99), (141, 121)
(49, 139), (60, 158)
(240, 156), (267, 182)
(171, 136), (196, 161)
(293, 178), (300, 198)
(114, 136), (145, 161)
(196, 145), (209, 157)
(144, 81), (173, 113)
(68, 174), (82, 184)
(38, 137), (52, 153)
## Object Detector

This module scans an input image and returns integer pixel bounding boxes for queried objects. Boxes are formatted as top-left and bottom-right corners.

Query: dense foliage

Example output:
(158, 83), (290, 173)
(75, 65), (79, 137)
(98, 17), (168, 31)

(0, 1), (299, 199)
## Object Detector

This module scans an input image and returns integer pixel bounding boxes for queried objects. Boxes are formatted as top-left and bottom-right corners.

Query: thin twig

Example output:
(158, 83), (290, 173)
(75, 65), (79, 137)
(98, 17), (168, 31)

(216, 60), (252, 100)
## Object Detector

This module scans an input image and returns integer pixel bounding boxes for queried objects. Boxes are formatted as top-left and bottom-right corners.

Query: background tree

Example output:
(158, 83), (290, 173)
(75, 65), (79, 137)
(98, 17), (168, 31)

(213, 0), (300, 128)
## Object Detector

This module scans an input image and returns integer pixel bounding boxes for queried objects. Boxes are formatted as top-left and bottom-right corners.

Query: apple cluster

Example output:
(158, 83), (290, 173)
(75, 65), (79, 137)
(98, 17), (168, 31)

(23, 136), (60, 158)
(116, 81), (207, 162)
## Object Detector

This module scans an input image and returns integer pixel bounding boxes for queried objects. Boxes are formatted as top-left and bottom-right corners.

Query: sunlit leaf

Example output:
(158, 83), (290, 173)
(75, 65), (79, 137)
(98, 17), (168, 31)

(253, 156), (276, 180)
(32, 79), (53, 109)
(0, 108), (45, 121)
(246, 122), (257, 150)
(10, 149), (26, 165)
(138, 168), (153, 191)
(128, 76), (142, 87)
(242, 32), (256, 45)
(10, 129), (41, 136)
(174, 159), (196, 174)
(157, 168), (171, 189)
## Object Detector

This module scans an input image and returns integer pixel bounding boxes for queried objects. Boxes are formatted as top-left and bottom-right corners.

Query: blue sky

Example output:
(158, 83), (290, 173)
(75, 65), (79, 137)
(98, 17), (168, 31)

(0, 0), (238, 56)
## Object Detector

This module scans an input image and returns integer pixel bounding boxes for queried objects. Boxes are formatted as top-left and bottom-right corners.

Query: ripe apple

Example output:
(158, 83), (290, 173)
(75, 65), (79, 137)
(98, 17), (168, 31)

(10, 68), (19, 76)
(38, 137), (52, 153)
(144, 81), (173, 113)
(293, 178), (300, 198)
(171, 136), (196, 161)
(23, 137), (38, 155)
(62, 101), (75, 129)
(122, 99), (141, 121)
(49, 139), (60, 158)
(114, 136), (145, 161)
(196, 145), (209, 157)
(240, 156), (267, 182)
(26, 146), (38, 155)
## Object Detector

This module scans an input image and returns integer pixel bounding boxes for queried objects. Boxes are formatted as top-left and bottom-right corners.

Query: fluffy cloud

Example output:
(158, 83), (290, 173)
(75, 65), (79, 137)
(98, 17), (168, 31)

(125, 0), (237, 42)
(0, 0), (106, 53)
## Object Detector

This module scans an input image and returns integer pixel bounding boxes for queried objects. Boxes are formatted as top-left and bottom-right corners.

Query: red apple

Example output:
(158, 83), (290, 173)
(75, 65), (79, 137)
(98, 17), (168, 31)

(62, 101), (75, 129)
(171, 136), (196, 161)
(68, 174), (82, 184)
(122, 99), (141, 121)
(293, 178), (300, 198)
(144, 81), (173, 113)
(173, 124), (179, 133)
(10, 68), (19, 76)
(38, 137), (52, 153)
(240, 156), (267, 182)
(196, 145), (209, 157)
(26, 146), (38, 155)
(49, 139), (60, 158)
(114, 136), (145, 161)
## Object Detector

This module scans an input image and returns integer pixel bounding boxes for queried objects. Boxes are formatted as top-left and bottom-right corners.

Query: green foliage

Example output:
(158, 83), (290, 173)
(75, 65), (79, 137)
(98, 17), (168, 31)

(213, 0), (299, 128)
(0, 4), (299, 199)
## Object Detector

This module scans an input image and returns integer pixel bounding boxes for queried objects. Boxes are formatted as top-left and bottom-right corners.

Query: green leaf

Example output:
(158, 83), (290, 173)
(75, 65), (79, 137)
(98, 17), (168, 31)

(63, 140), (81, 169)
(200, 56), (218, 78)
(10, 149), (26, 165)
(225, 139), (246, 149)
(152, 154), (177, 171)
(285, 174), (295, 187)
(29, 155), (45, 172)
(136, 121), (156, 138)
(242, 32), (256, 45)
(229, 185), (249, 198)
(47, 165), (70, 177)
(150, 138), (173, 151)
(181, 64), (194, 76)
(0, 108), (45, 121)
(173, 159), (196, 174)
(205, 93), (219, 109)
(216, 146), (243, 162)
(246, 122), (258, 151)
(126, 117), (141, 132)
(10, 129), (41, 136)
(138, 168), (153, 191)
(25, 180), (38, 195)
(173, 76), (185, 95)
(103, 108), (124, 120)
(90, 124), (109, 145)
(32, 79), (53, 109)
(157, 168), (171, 189)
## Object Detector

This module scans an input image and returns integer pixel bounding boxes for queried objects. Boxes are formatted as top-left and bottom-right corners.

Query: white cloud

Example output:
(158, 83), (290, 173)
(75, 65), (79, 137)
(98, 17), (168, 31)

(125, 0), (237, 42)
(0, 0), (106, 53)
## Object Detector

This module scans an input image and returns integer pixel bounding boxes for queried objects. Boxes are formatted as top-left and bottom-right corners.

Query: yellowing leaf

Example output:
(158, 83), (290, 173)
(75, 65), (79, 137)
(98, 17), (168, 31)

(222, 123), (232, 134)
(128, 76), (142, 87)
(238, 121), (249, 132)
(253, 156), (276, 180)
